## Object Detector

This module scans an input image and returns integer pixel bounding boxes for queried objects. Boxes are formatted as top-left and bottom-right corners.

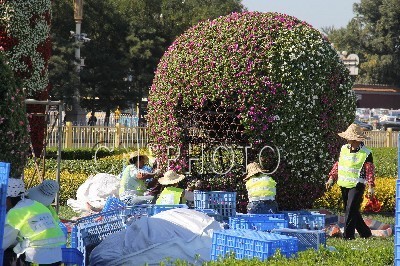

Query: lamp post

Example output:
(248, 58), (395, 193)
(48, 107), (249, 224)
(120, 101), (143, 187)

(65, 0), (90, 124)
(339, 51), (359, 76)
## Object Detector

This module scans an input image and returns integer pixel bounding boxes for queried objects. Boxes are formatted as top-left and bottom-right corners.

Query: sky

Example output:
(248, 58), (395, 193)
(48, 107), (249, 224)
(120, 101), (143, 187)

(242, 0), (360, 30)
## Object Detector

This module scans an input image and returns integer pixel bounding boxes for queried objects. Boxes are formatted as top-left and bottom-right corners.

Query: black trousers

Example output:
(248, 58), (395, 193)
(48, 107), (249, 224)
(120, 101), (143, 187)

(340, 183), (372, 239)
(3, 249), (61, 266)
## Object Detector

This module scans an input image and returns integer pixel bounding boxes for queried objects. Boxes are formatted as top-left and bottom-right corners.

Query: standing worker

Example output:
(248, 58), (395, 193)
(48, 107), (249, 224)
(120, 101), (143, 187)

(326, 123), (374, 239)
(2, 178), (66, 266)
(245, 162), (278, 214)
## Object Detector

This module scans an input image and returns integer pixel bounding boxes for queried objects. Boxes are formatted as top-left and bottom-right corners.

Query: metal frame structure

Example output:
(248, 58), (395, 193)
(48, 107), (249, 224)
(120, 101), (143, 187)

(25, 99), (63, 212)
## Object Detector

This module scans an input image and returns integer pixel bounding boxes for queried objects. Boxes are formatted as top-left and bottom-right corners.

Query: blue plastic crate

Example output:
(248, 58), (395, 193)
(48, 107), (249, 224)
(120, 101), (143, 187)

(281, 211), (325, 230)
(121, 204), (151, 224)
(102, 196), (126, 212)
(0, 162), (10, 255)
(194, 190), (236, 219)
(272, 228), (326, 251)
(151, 204), (188, 215)
(210, 229), (298, 261)
(62, 248), (84, 266)
(71, 209), (126, 264)
(229, 214), (287, 231)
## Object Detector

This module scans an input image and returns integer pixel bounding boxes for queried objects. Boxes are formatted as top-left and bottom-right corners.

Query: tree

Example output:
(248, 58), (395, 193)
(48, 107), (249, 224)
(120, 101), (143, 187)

(326, 0), (400, 85)
(49, 0), (245, 116)
(48, 0), (80, 107)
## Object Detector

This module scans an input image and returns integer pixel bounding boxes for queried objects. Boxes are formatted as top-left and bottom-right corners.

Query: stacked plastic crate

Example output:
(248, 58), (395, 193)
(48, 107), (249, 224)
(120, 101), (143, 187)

(0, 162), (10, 264)
(194, 190), (237, 221)
(395, 134), (400, 266)
(229, 213), (288, 231)
(71, 206), (151, 265)
(211, 229), (298, 261)
(273, 211), (326, 251)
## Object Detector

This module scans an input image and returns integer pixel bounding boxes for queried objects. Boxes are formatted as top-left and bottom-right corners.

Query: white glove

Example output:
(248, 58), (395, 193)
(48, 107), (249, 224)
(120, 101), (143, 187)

(325, 179), (334, 190)
(367, 186), (375, 197)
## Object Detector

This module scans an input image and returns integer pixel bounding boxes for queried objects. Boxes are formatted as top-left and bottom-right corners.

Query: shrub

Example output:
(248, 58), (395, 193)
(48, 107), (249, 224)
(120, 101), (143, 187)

(0, 52), (30, 178)
(313, 177), (396, 213)
(45, 147), (129, 160)
(371, 147), (398, 178)
(24, 168), (88, 206)
(148, 12), (355, 210)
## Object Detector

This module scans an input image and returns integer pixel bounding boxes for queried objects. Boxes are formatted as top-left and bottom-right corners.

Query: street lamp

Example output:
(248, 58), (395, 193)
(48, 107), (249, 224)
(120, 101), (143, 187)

(65, 0), (90, 124)
(339, 51), (359, 76)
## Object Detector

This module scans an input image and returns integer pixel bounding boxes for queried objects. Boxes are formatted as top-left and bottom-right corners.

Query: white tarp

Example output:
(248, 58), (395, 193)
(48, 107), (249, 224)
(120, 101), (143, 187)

(89, 208), (223, 266)
(67, 173), (120, 213)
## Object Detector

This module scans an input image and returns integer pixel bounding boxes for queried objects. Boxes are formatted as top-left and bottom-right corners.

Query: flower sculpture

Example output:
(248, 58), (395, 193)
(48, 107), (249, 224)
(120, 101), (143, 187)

(0, 53), (30, 178)
(0, 0), (52, 157)
(148, 12), (355, 210)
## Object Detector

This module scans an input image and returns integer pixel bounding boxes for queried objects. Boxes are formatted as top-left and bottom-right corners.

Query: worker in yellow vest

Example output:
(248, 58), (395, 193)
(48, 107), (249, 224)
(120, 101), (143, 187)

(326, 124), (374, 240)
(2, 178), (66, 266)
(156, 170), (193, 205)
(245, 162), (278, 214)
(27, 179), (60, 222)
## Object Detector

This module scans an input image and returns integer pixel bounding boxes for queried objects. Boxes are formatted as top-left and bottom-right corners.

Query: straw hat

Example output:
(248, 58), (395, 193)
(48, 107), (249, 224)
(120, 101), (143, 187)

(245, 162), (264, 180)
(129, 150), (148, 163)
(158, 170), (186, 185)
(338, 124), (370, 141)
(27, 180), (59, 206)
(7, 178), (26, 197)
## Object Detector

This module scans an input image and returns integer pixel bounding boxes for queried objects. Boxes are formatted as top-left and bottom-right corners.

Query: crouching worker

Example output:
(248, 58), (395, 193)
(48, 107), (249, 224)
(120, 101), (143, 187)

(245, 162), (278, 214)
(27, 179), (61, 222)
(156, 170), (194, 205)
(2, 178), (66, 266)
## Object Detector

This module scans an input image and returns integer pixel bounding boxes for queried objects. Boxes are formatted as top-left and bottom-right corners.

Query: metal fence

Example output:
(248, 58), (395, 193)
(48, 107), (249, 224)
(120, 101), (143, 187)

(47, 123), (148, 149)
(46, 125), (399, 150)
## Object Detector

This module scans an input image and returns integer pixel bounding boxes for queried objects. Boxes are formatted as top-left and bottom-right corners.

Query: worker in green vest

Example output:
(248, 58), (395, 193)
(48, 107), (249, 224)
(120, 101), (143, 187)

(2, 178), (66, 266)
(245, 162), (278, 214)
(156, 170), (193, 205)
(326, 123), (375, 240)
(27, 179), (60, 222)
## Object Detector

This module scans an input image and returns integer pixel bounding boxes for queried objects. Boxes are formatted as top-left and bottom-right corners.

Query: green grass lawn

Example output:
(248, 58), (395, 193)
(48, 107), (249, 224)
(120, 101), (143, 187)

(58, 206), (395, 265)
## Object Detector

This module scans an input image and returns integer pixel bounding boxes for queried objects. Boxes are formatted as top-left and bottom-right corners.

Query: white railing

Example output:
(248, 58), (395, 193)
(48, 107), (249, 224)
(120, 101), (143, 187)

(46, 125), (399, 150)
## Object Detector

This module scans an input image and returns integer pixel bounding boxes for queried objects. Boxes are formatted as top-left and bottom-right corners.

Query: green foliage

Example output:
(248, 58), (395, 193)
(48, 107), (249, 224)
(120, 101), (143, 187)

(148, 12), (355, 210)
(45, 147), (129, 160)
(371, 147), (398, 178)
(50, 0), (244, 113)
(158, 236), (394, 265)
(327, 0), (400, 85)
(0, 53), (30, 178)
(58, 205), (79, 220)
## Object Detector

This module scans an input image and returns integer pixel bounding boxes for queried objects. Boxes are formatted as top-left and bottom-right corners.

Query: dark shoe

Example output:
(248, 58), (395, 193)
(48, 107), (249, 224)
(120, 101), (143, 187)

(360, 233), (372, 239)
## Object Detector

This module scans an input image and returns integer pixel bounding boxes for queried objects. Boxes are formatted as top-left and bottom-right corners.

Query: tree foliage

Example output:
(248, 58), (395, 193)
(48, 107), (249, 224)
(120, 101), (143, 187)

(49, 0), (244, 113)
(326, 0), (400, 85)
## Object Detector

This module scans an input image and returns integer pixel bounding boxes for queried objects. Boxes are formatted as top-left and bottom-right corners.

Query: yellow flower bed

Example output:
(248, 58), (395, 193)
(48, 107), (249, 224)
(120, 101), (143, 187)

(313, 177), (396, 213)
